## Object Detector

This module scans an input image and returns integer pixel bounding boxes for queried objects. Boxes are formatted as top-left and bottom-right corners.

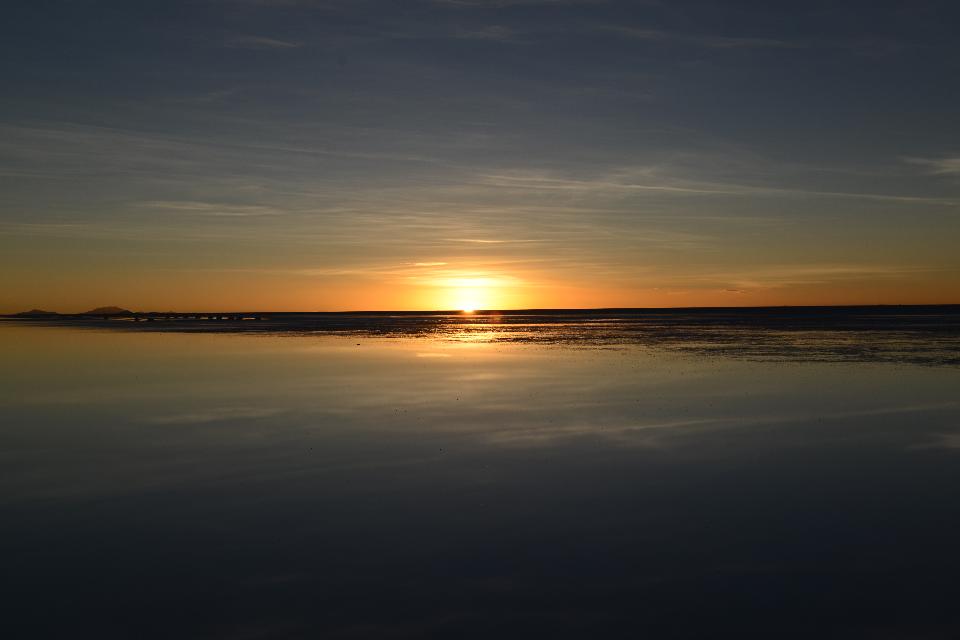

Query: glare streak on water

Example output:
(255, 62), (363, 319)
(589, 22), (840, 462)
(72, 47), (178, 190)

(5, 306), (960, 365)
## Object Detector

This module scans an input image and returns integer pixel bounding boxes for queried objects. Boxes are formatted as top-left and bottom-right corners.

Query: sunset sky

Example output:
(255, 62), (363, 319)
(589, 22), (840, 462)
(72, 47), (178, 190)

(2, 0), (959, 312)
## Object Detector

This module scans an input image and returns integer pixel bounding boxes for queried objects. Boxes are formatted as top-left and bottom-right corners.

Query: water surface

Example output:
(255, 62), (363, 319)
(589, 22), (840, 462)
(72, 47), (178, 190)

(2, 314), (960, 638)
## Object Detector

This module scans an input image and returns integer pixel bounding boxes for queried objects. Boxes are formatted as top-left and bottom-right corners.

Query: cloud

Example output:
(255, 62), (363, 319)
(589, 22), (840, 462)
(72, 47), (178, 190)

(905, 156), (960, 176)
(445, 237), (542, 244)
(453, 25), (518, 41)
(144, 407), (286, 425)
(416, 273), (527, 288)
(170, 87), (244, 104)
(602, 26), (797, 49)
(138, 201), (285, 217)
(913, 433), (960, 451)
(225, 35), (302, 49)
(674, 263), (941, 291)
(476, 170), (733, 195)
(473, 166), (960, 206)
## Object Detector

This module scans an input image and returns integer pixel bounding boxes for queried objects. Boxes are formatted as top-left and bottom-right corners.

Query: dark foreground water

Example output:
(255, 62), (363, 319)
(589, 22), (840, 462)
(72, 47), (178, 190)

(2, 308), (960, 638)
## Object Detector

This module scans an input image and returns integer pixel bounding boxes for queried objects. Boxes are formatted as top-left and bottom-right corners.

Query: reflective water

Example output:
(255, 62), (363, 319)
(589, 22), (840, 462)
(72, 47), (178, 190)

(2, 319), (960, 638)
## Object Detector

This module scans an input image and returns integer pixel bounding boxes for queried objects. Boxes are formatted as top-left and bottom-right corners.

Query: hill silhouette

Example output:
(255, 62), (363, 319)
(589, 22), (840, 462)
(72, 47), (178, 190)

(14, 309), (59, 316)
(84, 306), (133, 316)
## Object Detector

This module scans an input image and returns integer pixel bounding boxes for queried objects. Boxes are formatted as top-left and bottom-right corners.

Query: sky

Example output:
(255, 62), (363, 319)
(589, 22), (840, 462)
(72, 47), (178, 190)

(1, 0), (959, 312)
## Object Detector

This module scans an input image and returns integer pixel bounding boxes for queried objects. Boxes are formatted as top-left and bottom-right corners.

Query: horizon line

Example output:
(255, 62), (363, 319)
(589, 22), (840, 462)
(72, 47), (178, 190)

(6, 302), (960, 316)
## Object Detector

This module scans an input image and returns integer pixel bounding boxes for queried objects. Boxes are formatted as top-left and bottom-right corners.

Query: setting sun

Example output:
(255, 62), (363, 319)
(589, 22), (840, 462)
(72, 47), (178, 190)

(455, 290), (483, 313)
(422, 275), (517, 312)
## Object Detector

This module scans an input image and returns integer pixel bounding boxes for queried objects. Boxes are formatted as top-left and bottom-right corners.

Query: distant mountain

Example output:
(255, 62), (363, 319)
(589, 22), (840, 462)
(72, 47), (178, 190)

(13, 309), (59, 316)
(84, 306), (133, 316)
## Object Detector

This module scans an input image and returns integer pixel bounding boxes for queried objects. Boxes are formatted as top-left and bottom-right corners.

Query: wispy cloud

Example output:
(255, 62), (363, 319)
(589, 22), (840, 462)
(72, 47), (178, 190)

(144, 407), (286, 425)
(138, 201), (285, 217)
(170, 87), (244, 104)
(669, 263), (941, 291)
(473, 167), (960, 206)
(905, 156), (960, 176)
(912, 432), (960, 451)
(453, 25), (518, 41)
(225, 34), (302, 49)
(446, 237), (542, 244)
(602, 26), (798, 49)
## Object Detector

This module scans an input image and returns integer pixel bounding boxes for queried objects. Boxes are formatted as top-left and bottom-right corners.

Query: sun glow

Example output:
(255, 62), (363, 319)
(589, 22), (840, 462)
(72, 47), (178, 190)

(413, 270), (528, 311)
(455, 289), (484, 313)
